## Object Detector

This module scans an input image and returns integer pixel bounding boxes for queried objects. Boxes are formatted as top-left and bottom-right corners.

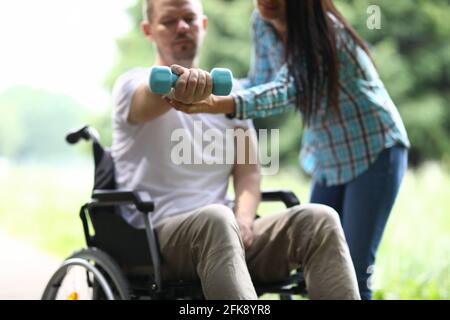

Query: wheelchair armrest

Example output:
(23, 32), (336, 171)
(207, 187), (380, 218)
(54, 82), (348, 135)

(261, 190), (300, 208)
(89, 189), (161, 291)
(91, 190), (155, 213)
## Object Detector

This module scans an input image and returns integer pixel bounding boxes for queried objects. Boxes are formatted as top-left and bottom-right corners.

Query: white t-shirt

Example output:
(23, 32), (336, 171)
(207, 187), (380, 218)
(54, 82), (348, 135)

(111, 68), (254, 228)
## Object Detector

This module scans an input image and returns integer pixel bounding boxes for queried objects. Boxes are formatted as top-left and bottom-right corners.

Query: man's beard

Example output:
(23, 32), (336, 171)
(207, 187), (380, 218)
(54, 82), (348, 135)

(172, 34), (197, 60)
(173, 47), (197, 61)
(158, 46), (197, 65)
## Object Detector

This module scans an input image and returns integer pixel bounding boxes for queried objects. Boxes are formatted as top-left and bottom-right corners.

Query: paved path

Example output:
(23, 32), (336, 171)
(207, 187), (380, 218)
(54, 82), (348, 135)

(0, 230), (61, 300)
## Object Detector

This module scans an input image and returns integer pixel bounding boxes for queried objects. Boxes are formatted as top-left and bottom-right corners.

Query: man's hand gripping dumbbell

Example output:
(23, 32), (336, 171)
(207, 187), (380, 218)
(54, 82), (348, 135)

(149, 64), (233, 104)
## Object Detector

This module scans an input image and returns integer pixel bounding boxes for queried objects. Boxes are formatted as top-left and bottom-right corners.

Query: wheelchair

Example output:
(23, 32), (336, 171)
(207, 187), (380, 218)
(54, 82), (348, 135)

(42, 125), (307, 300)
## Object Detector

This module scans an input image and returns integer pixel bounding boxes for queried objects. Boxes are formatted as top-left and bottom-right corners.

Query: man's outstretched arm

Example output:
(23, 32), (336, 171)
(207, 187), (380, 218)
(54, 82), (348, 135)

(127, 66), (213, 124)
(127, 83), (173, 124)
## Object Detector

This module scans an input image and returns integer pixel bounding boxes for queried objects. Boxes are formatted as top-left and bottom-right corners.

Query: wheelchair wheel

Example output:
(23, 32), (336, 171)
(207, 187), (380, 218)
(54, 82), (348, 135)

(42, 248), (130, 300)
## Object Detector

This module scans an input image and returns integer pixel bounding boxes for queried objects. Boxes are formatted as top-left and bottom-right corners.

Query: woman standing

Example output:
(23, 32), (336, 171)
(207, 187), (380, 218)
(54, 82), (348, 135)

(168, 0), (409, 299)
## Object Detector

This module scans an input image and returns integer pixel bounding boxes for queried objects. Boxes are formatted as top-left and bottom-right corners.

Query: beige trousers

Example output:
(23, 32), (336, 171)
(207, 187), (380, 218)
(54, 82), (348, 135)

(154, 203), (360, 300)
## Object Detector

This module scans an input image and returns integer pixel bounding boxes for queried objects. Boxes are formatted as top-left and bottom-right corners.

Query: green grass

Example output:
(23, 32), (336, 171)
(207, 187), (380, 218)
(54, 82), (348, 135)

(0, 163), (449, 299)
(0, 164), (89, 256)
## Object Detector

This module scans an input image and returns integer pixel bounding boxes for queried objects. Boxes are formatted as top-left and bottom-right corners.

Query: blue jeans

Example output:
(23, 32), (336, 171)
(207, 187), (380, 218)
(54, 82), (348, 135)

(310, 145), (408, 300)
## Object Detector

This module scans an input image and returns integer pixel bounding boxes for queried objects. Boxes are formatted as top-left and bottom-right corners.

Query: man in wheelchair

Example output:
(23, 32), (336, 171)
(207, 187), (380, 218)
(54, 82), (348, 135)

(98, 0), (360, 300)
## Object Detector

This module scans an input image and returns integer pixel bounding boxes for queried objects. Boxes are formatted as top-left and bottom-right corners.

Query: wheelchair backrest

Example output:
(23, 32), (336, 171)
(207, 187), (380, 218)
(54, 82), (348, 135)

(67, 126), (153, 267)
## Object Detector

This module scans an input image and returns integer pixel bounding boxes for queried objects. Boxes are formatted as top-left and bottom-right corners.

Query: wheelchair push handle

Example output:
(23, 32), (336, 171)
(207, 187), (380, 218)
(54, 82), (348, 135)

(66, 125), (100, 145)
(149, 66), (233, 96)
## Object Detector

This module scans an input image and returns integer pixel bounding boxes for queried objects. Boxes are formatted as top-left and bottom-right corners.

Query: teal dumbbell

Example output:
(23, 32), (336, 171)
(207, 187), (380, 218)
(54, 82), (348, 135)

(149, 66), (233, 96)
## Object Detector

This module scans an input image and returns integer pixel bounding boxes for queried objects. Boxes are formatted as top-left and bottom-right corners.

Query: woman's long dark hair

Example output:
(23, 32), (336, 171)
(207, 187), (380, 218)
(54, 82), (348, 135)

(285, 0), (372, 120)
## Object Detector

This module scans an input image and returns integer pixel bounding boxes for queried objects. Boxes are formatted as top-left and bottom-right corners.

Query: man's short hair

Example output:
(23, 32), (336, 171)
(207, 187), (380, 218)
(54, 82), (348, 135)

(142, 0), (203, 22)
(142, 0), (152, 22)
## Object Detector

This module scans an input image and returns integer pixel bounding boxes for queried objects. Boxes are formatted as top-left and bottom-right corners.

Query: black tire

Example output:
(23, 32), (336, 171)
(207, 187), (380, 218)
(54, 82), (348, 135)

(42, 247), (130, 300)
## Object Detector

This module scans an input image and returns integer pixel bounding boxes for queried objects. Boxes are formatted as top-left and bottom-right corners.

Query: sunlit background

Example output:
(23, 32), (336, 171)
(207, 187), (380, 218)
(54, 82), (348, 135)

(0, 0), (449, 300)
(0, 0), (132, 109)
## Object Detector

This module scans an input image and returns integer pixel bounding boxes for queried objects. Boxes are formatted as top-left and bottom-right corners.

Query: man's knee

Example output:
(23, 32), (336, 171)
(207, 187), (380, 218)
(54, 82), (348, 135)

(194, 204), (241, 241)
(290, 204), (341, 231)
(196, 204), (236, 225)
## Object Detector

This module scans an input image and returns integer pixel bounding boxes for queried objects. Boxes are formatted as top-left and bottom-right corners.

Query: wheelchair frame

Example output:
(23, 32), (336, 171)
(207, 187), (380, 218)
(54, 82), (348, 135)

(42, 125), (307, 300)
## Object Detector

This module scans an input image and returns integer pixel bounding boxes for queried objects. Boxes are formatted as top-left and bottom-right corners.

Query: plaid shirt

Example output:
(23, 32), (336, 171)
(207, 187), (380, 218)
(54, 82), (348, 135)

(232, 11), (410, 186)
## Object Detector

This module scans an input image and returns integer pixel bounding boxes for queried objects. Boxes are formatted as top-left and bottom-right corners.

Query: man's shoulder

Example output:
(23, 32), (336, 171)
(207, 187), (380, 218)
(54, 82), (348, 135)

(111, 67), (151, 128)
(112, 67), (150, 106)
(114, 67), (150, 88)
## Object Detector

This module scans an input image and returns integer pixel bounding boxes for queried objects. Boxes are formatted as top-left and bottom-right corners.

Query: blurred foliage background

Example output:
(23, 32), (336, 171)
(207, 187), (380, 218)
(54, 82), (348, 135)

(0, 0), (449, 299)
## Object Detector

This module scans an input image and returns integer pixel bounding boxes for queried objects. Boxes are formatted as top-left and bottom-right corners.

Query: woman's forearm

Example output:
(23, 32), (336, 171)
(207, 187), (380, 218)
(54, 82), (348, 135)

(215, 95), (236, 115)
(231, 68), (298, 120)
